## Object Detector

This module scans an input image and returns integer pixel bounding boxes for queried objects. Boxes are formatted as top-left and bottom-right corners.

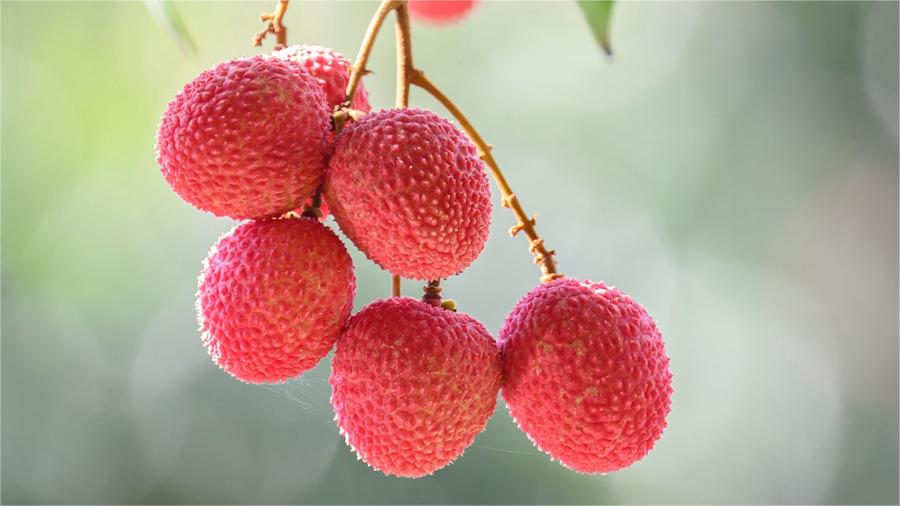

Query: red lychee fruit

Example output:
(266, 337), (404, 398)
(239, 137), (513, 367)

(197, 216), (355, 384)
(271, 45), (371, 113)
(499, 278), (672, 474)
(408, 0), (478, 24)
(324, 108), (492, 280)
(156, 56), (329, 219)
(330, 297), (501, 478)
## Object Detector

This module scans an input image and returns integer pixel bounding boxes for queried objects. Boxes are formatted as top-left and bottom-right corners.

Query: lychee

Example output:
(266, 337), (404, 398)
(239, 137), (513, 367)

(330, 297), (501, 478)
(156, 56), (330, 219)
(324, 108), (492, 280)
(498, 278), (672, 473)
(197, 216), (355, 384)
(408, 0), (478, 24)
(271, 45), (371, 113)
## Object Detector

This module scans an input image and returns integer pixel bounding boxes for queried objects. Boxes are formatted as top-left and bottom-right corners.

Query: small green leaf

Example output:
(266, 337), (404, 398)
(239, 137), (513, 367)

(144, 0), (197, 55)
(577, 0), (615, 56)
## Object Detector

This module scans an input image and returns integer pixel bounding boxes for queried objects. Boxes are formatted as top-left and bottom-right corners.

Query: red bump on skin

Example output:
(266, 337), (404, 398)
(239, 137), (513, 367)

(197, 216), (355, 384)
(324, 108), (492, 280)
(408, 0), (478, 24)
(330, 297), (501, 478)
(271, 45), (371, 113)
(155, 56), (330, 219)
(499, 278), (672, 473)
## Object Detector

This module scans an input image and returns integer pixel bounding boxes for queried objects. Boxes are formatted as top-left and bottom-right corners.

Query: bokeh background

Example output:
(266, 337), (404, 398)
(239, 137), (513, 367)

(2, 1), (898, 504)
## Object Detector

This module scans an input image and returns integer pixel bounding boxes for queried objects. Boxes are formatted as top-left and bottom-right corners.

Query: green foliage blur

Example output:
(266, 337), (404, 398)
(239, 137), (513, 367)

(2, 1), (898, 504)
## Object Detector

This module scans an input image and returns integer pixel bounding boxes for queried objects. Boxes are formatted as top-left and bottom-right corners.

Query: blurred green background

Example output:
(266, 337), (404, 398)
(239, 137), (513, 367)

(2, 1), (898, 504)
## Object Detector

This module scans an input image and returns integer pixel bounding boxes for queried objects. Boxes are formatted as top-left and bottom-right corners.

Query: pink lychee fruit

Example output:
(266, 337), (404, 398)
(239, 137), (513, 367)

(271, 45), (371, 113)
(330, 297), (501, 478)
(499, 278), (672, 473)
(408, 0), (478, 24)
(197, 216), (355, 384)
(324, 108), (492, 280)
(156, 56), (330, 219)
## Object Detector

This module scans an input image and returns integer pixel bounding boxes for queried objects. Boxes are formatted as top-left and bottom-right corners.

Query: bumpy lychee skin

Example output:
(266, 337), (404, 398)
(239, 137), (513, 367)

(499, 278), (672, 474)
(408, 0), (478, 24)
(156, 56), (329, 219)
(330, 297), (501, 478)
(271, 45), (371, 113)
(197, 216), (355, 384)
(325, 108), (492, 280)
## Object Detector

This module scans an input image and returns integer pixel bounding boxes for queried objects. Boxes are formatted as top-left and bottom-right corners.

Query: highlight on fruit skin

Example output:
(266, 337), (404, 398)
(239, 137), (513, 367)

(324, 108), (492, 280)
(330, 297), (502, 478)
(197, 216), (356, 384)
(499, 278), (672, 473)
(155, 56), (330, 220)
(408, 0), (478, 24)
(270, 44), (371, 113)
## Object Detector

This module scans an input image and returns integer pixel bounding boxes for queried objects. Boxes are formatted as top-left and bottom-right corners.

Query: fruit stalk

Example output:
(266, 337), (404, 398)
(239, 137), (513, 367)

(253, 0), (290, 48)
(341, 0), (401, 110)
(409, 70), (562, 283)
(394, 1), (413, 107)
(391, 0), (413, 297)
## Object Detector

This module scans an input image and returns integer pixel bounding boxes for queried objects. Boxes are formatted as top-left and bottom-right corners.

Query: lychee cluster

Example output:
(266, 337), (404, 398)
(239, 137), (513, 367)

(157, 33), (671, 478)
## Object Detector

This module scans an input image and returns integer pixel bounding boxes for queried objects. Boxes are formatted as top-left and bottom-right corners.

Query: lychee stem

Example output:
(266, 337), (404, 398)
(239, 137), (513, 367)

(300, 185), (324, 219)
(394, 1), (413, 107)
(341, 0), (402, 110)
(422, 280), (442, 306)
(409, 70), (563, 283)
(391, 0), (414, 298)
(253, 0), (289, 48)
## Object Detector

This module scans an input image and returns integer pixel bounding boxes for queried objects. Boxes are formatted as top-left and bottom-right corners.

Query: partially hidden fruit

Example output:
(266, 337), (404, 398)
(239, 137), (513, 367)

(271, 45), (371, 113)
(197, 216), (355, 384)
(330, 297), (501, 478)
(272, 45), (370, 221)
(408, 0), (478, 24)
(499, 278), (672, 473)
(156, 56), (329, 219)
(325, 108), (492, 280)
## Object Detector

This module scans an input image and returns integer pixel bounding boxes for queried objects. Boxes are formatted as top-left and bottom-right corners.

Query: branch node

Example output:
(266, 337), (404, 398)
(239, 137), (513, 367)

(422, 280), (443, 307)
(300, 185), (324, 219)
(253, 0), (289, 48)
(509, 215), (537, 237)
(540, 272), (565, 283)
(332, 108), (368, 136)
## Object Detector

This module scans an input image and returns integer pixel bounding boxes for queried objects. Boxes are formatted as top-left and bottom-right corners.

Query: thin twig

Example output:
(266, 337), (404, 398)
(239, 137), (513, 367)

(341, 0), (401, 109)
(390, 1), (414, 297)
(394, 1), (413, 107)
(253, 0), (289, 48)
(410, 69), (562, 283)
(392, 276), (402, 298)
